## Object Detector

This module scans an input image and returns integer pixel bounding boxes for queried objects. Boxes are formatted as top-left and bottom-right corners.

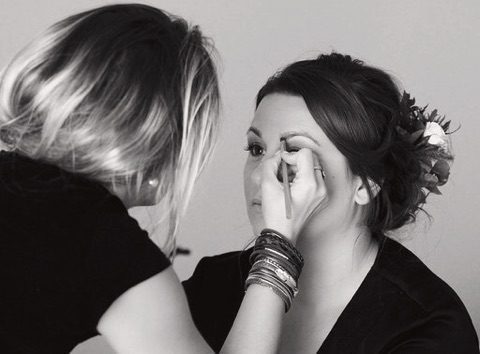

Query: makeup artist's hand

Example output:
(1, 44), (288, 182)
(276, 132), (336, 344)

(261, 148), (327, 244)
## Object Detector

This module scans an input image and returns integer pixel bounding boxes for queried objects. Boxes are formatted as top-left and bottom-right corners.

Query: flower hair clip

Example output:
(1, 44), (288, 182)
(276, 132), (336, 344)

(396, 91), (454, 196)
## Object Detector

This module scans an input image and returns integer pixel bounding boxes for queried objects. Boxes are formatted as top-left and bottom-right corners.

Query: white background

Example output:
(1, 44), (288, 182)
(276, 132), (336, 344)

(1, 0), (478, 352)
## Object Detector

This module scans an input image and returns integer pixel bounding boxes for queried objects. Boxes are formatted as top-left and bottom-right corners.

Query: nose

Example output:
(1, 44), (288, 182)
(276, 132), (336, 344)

(249, 151), (295, 186)
(250, 161), (263, 186)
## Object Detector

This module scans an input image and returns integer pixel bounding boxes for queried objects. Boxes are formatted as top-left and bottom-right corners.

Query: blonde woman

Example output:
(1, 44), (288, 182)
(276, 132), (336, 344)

(0, 4), (322, 353)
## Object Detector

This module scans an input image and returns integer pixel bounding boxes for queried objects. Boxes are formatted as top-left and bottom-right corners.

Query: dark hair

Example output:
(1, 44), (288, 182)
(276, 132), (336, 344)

(256, 53), (445, 236)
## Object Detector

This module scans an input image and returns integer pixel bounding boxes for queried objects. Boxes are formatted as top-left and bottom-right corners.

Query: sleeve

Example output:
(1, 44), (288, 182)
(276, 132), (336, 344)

(82, 196), (171, 326)
(387, 311), (480, 354)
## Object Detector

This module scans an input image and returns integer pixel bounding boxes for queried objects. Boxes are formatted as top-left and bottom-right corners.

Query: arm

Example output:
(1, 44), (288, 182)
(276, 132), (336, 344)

(221, 284), (284, 353)
(98, 149), (323, 353)
(98, 267), (212, 354)
(221, 148), (325, 353)
(97, 268), (286, 354)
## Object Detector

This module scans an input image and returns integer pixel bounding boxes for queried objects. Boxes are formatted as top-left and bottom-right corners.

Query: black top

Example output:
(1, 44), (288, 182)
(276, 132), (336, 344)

(0, 151), (170, 353)
(183, 236), (479, 353)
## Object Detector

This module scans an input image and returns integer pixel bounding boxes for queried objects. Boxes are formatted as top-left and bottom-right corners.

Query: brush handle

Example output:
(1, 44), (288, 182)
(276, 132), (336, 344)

(280, 139), (292, 219)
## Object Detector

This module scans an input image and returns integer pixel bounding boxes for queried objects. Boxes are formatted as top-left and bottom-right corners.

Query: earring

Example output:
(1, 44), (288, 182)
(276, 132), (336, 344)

(148, 178), (159, 187)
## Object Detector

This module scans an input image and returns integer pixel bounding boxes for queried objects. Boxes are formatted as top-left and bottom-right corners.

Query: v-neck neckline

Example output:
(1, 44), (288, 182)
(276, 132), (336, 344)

(316, 235), (389, 353)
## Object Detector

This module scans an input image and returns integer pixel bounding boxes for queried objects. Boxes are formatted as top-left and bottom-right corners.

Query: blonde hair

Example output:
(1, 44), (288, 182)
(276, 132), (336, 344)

(0, 4), (220, 258)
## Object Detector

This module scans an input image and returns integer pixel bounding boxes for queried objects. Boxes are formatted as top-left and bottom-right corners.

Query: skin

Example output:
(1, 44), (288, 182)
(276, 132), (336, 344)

(96, 93), (323, 352)
(244, 93), (380, 353)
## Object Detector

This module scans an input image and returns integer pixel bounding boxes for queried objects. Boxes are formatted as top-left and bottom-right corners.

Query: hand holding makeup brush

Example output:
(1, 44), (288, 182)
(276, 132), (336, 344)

(260, 147), (327, 244)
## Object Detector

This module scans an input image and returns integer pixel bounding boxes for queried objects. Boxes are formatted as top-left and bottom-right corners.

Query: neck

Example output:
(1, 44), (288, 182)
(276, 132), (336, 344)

(294, 226), (379, 309)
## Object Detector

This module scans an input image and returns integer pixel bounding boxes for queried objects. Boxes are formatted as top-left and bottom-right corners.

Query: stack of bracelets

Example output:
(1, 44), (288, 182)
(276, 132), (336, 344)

(245, 228), (304, 312)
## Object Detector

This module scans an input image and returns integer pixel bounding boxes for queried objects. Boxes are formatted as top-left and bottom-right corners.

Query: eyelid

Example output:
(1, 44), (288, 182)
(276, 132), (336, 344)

(246, 136), (264, 146)
(282, 132), (321, 146)
(284, 137), (320, 152)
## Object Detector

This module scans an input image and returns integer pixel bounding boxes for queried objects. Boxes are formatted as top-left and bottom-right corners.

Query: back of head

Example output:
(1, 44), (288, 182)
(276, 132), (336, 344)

(257, 53), (453, 236)
(0, 4), (220, 254)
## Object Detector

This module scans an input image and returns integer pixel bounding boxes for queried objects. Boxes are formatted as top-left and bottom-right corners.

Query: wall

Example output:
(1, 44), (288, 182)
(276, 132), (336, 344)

(1, 0), (478, 352)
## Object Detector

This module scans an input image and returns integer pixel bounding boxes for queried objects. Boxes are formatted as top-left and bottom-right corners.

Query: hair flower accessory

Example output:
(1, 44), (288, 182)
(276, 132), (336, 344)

(396, 92), (454, 196)
(423, 122), (449, 152)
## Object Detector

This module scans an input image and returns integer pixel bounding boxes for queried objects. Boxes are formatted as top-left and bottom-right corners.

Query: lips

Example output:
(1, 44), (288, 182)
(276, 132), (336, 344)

(252, 198), (262, 206)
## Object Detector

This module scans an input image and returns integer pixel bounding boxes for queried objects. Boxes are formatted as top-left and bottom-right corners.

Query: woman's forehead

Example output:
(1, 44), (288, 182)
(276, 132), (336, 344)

(250, 93), (326, 144)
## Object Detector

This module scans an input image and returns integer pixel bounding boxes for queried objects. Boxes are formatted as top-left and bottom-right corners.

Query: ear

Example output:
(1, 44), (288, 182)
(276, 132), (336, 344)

(354, 177), (381, 206)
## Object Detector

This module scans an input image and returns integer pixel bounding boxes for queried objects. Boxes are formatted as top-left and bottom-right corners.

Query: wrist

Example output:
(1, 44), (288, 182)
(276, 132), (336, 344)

(262, 225), (297, 244)
(260, 228), (294, 245)
(246, 230), (305, 312)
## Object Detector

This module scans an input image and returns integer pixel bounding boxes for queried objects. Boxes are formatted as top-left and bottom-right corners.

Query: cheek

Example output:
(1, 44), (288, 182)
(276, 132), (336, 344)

(328, 175), (358, 214)
(243, 160), (264, 235)
(243, 161), (250, 197)
(322, 160), (357, 205)
(243, 160), (257, 198)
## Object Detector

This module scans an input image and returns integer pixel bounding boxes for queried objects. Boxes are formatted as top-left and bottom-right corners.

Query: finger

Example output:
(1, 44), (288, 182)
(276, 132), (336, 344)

(282, 148), (316, 182)
(261, 152), (282, 185)
(279, 150), (297, 165)
(310, 155), (326, 181)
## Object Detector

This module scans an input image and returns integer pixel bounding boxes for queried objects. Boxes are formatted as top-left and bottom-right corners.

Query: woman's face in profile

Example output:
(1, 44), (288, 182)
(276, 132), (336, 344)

(243, 93), (362, 237)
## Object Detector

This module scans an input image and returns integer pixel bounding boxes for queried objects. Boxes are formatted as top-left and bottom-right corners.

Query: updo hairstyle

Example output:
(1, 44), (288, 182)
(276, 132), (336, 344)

(256, 53), (452, 236)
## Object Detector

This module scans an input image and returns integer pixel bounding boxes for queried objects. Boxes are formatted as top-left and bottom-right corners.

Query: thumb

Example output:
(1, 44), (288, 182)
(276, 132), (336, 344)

(281, 148), (316, 182)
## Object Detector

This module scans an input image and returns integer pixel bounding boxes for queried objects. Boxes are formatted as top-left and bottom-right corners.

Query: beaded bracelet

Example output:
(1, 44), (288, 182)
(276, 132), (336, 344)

(245, 228), (304, 312)
(246, 267), (294, 312)
(250, 236), (303, 278)
(260, 228), (304, 264)
(246, 267), (294, 310)
(254, 230), (304, 268)
(252, 259), (298, 294)
(250, 245), (301, 278)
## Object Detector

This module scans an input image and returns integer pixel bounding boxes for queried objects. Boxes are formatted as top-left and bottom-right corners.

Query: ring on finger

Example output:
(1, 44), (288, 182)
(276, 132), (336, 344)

(313, 165), (326, 178)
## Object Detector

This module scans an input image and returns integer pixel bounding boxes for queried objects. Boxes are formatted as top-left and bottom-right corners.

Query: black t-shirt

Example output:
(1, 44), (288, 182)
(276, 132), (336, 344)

(0, 151), (170, 353)
(183, 236), (479, 353)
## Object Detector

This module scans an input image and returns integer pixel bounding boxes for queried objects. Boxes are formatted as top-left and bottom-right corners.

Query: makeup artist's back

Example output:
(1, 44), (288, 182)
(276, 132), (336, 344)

(0, 3), (220, 353)
(0, 151), (171, 352)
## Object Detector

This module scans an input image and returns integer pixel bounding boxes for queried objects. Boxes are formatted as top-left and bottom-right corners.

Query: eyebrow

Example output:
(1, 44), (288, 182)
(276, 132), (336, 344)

(246, 126), (263, 138)
(246, 127), (321, 146)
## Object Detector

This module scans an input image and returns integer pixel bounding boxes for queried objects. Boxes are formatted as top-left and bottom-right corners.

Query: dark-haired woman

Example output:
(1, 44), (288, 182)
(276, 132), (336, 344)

(183, 53), (479, 353)
(0, 4), (321, 353)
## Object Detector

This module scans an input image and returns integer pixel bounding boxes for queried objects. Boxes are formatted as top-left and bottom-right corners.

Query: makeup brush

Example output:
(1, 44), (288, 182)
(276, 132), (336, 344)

(280, 137), (292, 219)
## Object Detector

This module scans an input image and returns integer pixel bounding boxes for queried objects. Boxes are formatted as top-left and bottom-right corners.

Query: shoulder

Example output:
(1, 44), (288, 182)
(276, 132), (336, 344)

(0, 150), (118, 217)
(0, 150), (130, 253)
(184, 248), (252, 293)
(182, 249), (252, 352)
(183, 249), (251, 302)
(374, 237), (471, 314)
(372, 237), (479, 352)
